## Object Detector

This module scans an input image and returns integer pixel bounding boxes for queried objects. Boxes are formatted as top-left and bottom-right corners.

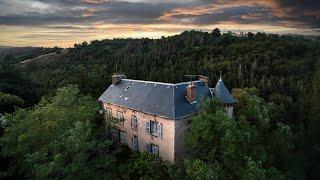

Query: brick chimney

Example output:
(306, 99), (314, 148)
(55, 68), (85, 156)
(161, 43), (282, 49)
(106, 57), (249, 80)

(186, 82), (196, 103)
(112, 74), (126, 85)
(198, 75), (208, 86)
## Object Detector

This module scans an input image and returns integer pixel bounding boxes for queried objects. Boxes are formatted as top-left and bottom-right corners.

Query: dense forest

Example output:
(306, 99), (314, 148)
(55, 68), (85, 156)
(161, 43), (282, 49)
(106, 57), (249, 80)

(0, 29), (319, 179)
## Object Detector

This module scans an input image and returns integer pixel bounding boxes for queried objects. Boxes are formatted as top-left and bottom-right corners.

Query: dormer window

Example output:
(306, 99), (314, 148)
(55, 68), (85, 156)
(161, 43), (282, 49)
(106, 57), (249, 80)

(124, 86), (130, 92)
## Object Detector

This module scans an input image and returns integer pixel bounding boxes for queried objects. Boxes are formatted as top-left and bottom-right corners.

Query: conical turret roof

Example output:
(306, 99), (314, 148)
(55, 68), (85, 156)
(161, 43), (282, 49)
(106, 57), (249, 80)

(213, 77), (236, 104)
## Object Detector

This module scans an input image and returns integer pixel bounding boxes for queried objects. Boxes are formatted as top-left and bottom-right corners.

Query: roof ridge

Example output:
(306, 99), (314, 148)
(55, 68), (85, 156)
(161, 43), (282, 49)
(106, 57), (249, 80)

(122, 79), (174, 86)
(123, 79), (203, 86)
(174, 80), (202, 86)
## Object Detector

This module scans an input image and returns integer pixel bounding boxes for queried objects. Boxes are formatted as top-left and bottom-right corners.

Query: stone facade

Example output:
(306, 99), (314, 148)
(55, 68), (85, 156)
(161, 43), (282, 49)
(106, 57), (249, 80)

(101, 102), (234, 163)
(102, 102), (178, 162)
(225, 105), (234, 117)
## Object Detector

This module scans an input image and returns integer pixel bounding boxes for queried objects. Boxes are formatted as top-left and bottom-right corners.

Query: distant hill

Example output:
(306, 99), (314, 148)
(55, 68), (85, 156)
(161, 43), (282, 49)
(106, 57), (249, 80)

(0, 46), (63, 64)
(0, 46), (12, 53)
(19, 49), (68, 65)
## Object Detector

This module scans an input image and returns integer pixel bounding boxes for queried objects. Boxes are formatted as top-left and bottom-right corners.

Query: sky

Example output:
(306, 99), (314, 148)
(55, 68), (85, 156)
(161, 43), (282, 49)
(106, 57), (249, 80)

(0, 0), (319, 47)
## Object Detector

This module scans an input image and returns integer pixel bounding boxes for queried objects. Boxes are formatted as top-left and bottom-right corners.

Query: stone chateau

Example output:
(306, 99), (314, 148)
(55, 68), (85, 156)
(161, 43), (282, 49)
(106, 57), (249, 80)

(98, 74), (236, 162)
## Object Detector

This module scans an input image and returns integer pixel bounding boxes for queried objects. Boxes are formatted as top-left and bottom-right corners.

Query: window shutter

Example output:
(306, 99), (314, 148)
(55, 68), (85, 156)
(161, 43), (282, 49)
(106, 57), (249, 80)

(145, 122), (150, 134)
(157, 123), (162, 139)
(133, 137), (138, 150)
(120, 131), (124, 143)
(131, 116), (137, 129)
(131, 138), (134, 149)
(111, 129), (116, 138)
(146, 144), (151, 152)
(121, 113), (124, 125)
(152, 145), (159, 155)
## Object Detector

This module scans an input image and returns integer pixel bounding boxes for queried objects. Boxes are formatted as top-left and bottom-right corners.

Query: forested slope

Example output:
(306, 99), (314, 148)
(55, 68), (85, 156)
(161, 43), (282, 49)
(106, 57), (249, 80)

(1, 29), (320, 179)
(5, 29), (318, 123)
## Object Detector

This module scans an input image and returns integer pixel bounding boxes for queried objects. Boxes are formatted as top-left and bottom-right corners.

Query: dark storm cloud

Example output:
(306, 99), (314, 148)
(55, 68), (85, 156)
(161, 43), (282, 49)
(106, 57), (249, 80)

(275, 0), (320, 28)
(0, 0), (178, 26)
(193, 6), (271, 24)
(92, 1), (176, 24)
(159, 0), (320, 29)
(0, 0), (319, 29)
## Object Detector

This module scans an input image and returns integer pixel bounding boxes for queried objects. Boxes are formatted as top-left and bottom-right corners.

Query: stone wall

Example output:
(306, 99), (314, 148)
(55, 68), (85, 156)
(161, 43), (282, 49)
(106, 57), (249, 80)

(225, 105), (234, 117)
(174, 117), (190, 162)
(102, 103), (175, 162)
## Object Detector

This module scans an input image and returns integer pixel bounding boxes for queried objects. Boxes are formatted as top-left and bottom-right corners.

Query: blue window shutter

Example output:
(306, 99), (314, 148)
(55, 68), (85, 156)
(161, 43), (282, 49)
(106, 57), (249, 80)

(133, 137), (138, 150)
(157, 123), (162, 139)
(146, 143), (151, 152)
(131, 116), (137, 129)
(119, 131), (124, 143)
(152, 145), (159, 155)
(145, 122), (150, 134)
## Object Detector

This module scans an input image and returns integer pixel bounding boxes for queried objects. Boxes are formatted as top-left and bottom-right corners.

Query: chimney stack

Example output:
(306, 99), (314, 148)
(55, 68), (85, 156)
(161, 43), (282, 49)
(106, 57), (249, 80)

(112, 74), (126, 85)
(186, 82), (196, 103)
(198, 75), (208, 85)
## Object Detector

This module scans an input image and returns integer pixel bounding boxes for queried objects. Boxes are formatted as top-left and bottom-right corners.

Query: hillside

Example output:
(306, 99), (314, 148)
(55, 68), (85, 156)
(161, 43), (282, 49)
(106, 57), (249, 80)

(0, 46), (12, 53)
(18, 31), (318, 119)
(0, 46), (62, 64)
(1, 30), (320, 179)
(19, 49), (68, 65)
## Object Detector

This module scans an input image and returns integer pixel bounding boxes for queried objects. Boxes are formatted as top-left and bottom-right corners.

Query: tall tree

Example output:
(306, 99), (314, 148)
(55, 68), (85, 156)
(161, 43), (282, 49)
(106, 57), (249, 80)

(1, 85), (116, 179)
(184, 88), (293, 179)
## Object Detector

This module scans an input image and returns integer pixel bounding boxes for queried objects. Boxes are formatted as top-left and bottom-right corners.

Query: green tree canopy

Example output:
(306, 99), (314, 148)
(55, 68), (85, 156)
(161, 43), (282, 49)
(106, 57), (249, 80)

(0, 92), (24, 114)
(1, 85), (116, 179)
(184, 88), (293, 179)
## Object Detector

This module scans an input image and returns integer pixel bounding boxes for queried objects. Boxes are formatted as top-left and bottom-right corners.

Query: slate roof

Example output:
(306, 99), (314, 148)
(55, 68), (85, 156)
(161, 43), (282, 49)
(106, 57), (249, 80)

(98, 79), (211, 119)
(213, 78), (236, 104)
(98, 78), (236, 120)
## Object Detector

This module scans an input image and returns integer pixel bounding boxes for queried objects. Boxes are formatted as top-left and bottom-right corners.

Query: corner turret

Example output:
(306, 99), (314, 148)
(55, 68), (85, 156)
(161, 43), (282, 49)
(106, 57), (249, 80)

(211, 72), (236, 117)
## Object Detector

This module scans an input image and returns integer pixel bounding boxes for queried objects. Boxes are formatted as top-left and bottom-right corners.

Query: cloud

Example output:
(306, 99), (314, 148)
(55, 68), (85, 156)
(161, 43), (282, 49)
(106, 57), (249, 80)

(0, 0), (319, 47)
(1, 0), (318, 28)
(82, 0), (109, 4)
(159, 0), (320, 28)
(0, 1), (178, 26)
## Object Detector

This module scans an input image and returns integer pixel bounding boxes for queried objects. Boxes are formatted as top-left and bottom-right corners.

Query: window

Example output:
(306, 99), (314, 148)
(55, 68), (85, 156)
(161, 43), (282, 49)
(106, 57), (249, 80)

(150, 121), (157, 135)
(145, 121), (162, 138)
(117, 111), (124, 124)
(146, 143), (159, 155)
(131, 115), (138, 130)
(117, 129), (125, 143)
(106, 108), (112, 116)
(132, 136), (139, 150)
